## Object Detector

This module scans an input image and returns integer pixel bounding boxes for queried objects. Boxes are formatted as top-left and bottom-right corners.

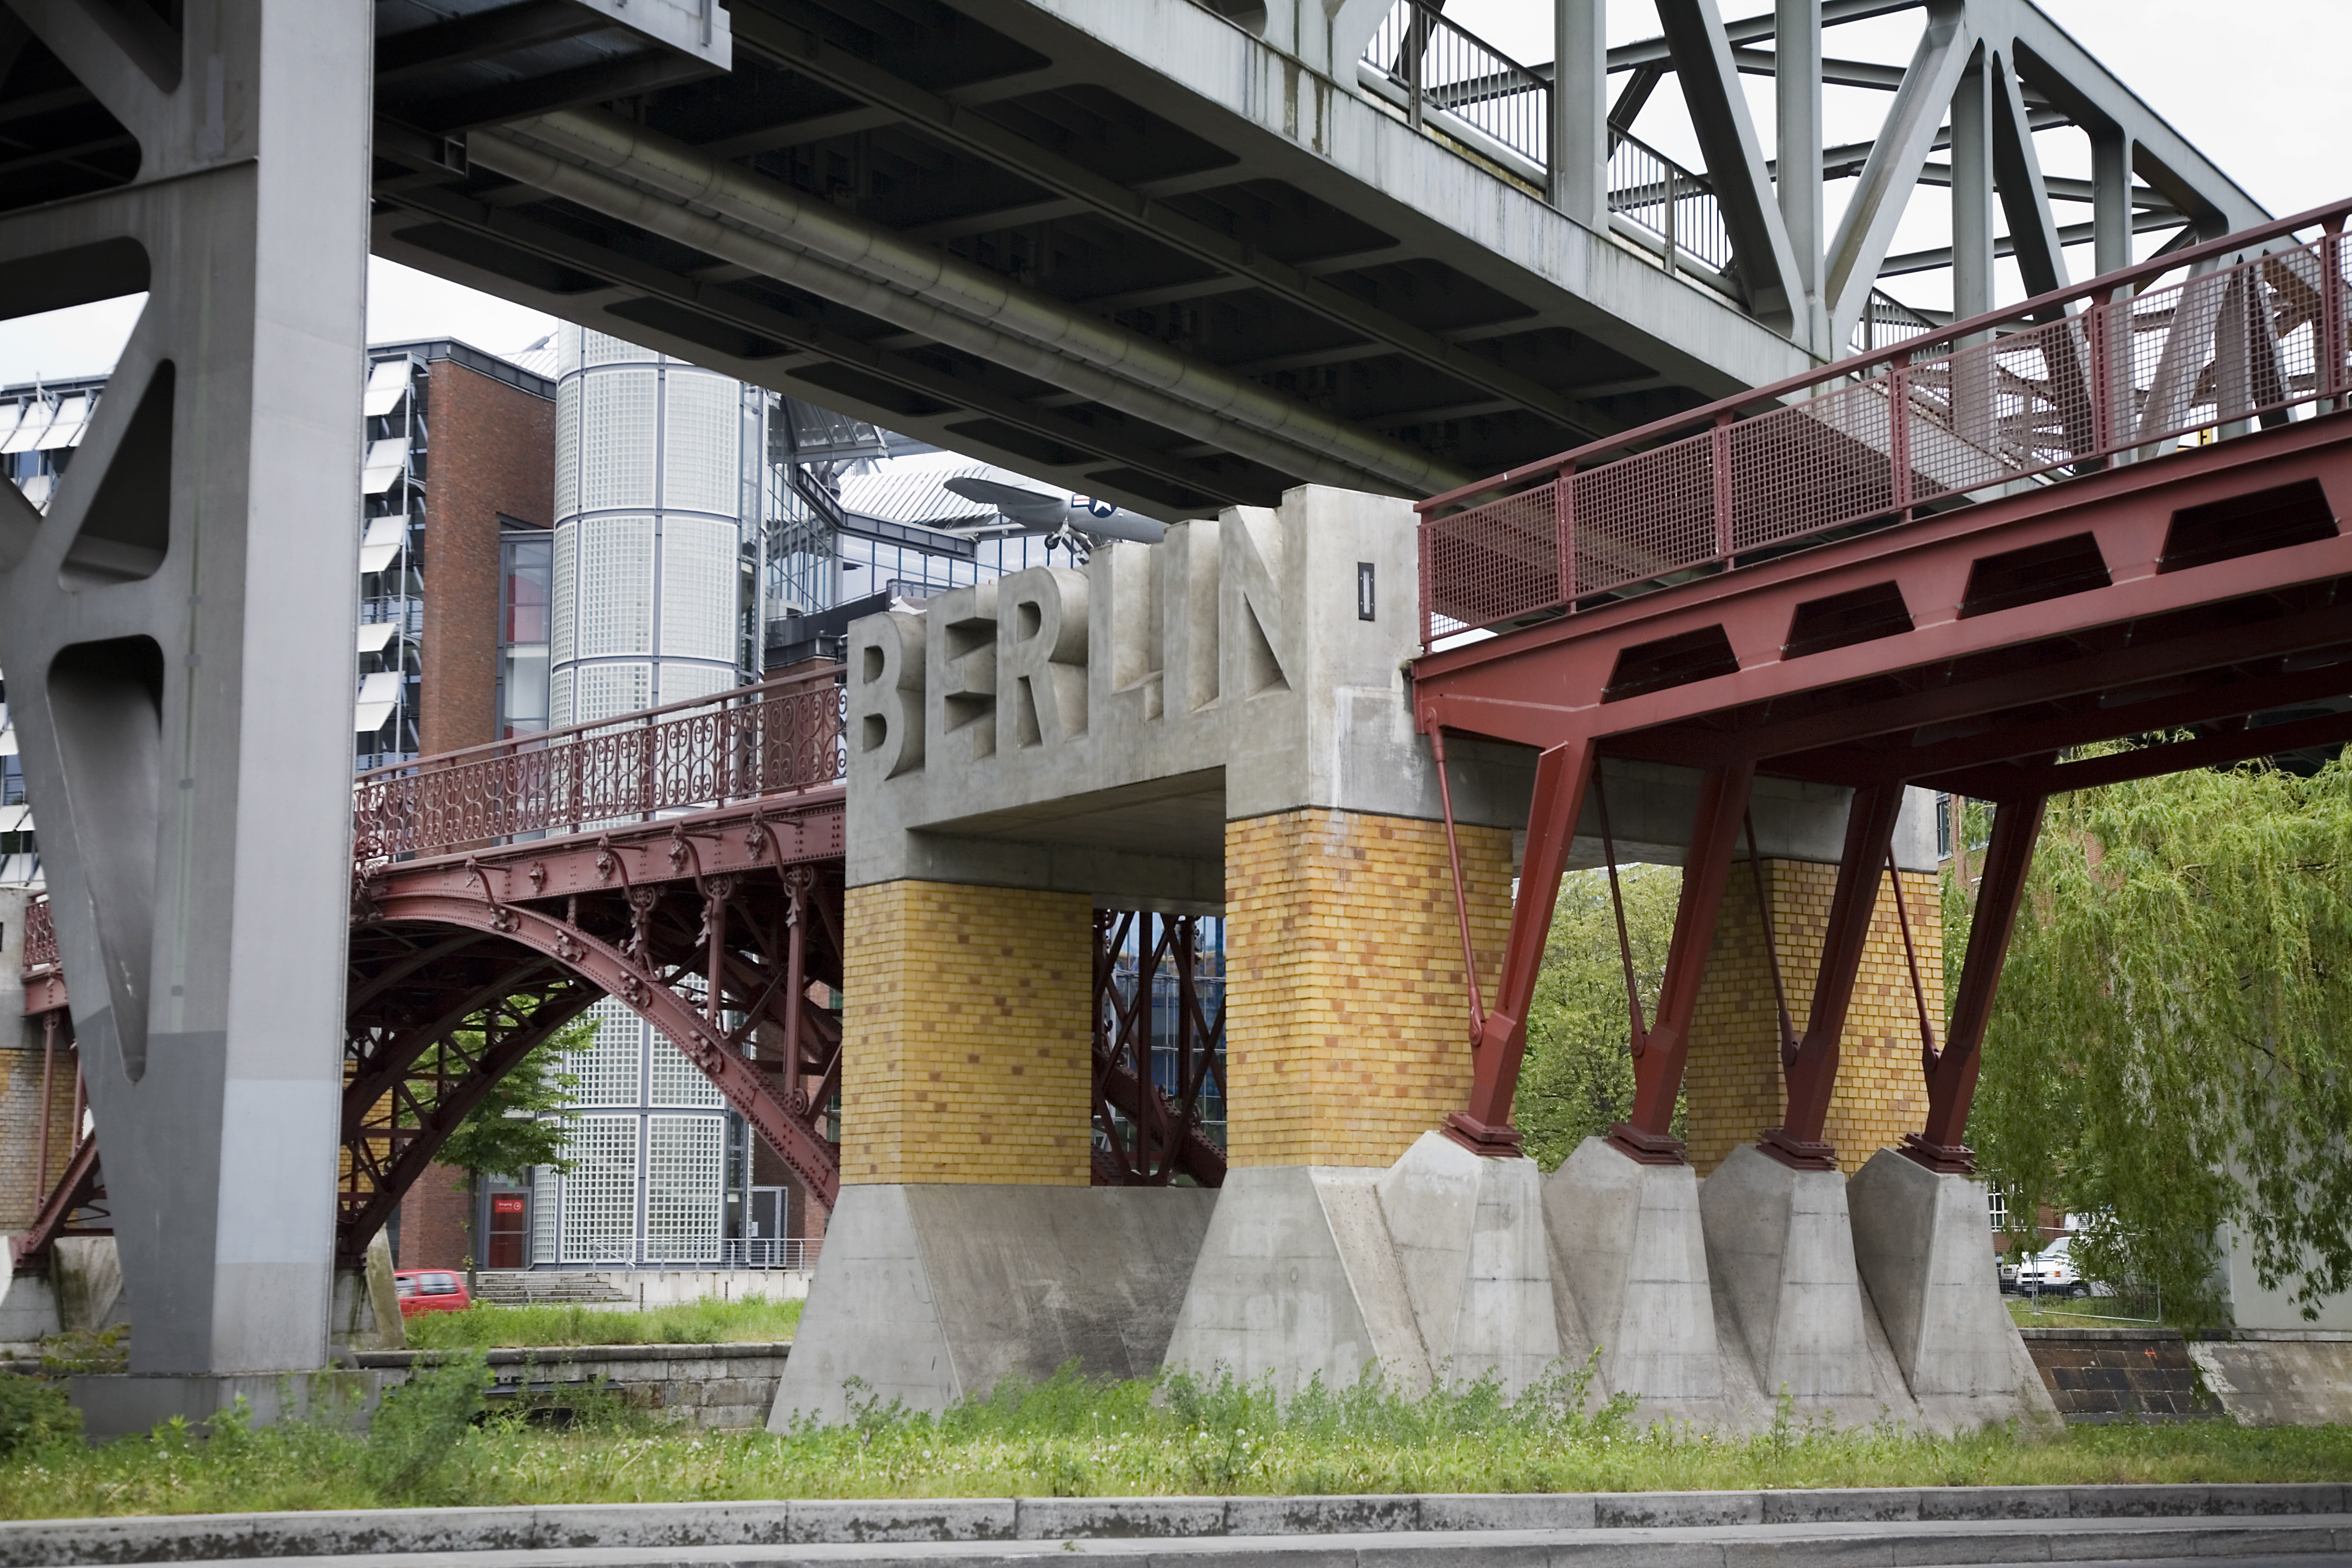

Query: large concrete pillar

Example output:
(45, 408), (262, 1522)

(0, 0), (368, 1398)
(1224, 809), (1511, 1167)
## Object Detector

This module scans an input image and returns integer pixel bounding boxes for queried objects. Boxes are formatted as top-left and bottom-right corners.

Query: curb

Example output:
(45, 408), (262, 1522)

(0, 1484), (2343, 1565)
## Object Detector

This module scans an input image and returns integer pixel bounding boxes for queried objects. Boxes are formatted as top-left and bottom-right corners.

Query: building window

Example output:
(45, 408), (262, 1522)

(498, 529), (552, 738)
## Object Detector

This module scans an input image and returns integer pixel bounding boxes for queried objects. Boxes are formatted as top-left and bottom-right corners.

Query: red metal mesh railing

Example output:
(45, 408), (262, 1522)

(1420, 201), (2352, 647)
(22, 894), (55, 975)
(353, 668), (845, 865)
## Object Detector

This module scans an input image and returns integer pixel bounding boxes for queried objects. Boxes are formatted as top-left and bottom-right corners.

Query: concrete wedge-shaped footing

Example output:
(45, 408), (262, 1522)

(1847, 1149), (2061, 1429)
(1159, 1165), (1431, 1397)
(1164, 1136), (1568, 1400)
(1700, 1143), (1877, 1402)
(768, 1185), (1217, 1428)
(1375, 1133), (1563, 1391)
(1847, 1150), (2017, 1394)
(1542, 1137), (1723, 1413)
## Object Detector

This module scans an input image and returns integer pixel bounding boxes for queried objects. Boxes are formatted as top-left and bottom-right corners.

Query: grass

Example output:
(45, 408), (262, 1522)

(402, 1295), (803, 1349)
(2004, 1297), (2179, 1331)
(0, 1357), (2344, 1521)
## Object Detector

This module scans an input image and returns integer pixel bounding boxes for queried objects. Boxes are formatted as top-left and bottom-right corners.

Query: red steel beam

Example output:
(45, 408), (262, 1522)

(1443, 738), (1595, 1157)
(1762, 782), (1906, 1170)
(1608, 761), (1756, 1163)
(1921, 706), (2352, 799)
(1905, 794), (2045, 1173)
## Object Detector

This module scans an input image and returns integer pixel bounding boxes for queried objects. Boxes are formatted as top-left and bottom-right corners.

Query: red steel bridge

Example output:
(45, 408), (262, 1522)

(1415, 199), (2352, 1175)
(16, 669), (1227, 1268)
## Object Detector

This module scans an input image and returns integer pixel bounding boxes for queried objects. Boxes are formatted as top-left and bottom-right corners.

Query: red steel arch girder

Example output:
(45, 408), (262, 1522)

(363, 888), (843, 1212)
(339, 966), (604, 1264)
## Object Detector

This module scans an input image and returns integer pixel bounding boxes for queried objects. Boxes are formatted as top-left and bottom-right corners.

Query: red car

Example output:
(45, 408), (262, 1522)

(393, 1269), (472, 1317)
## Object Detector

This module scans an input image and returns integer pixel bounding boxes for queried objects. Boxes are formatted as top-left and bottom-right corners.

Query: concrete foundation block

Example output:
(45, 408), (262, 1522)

(768, 1184), (1216, 1429)
(1159, 1164), (1424, 1398)
(1699, 1143), (1874, 1401)
(70, 1369), (381, 1438)
(53, 1237), (127, 1333)
(1375, 1132), (1562, 1390)
(1847, 1150), (2017, 1397)
(1165, 1137), (1569, 1402)
(1542, 1137), (1721, 1409)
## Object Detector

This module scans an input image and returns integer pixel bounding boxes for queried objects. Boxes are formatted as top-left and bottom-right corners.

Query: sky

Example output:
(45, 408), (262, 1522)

(0, 1), (2341, 388)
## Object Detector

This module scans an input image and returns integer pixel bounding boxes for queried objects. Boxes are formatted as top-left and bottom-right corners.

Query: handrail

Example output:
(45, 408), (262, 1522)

(1358, 1), (1738, 289)
(1417, 198), (2352, 648)
(353, 665), (847, 866)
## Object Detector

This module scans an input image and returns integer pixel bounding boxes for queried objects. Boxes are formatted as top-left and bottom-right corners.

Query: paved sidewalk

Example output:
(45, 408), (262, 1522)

(114, 1516), (2352, 1568)
(3, 1487), (2348, 1566)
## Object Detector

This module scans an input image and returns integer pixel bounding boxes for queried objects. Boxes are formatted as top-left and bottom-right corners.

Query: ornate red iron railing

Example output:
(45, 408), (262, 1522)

(353, 667), (846, 865)
(1419, 198), (2352, 648)
(22, 893), (55, 975)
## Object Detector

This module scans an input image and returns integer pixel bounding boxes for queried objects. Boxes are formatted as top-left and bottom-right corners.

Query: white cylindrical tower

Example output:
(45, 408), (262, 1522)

(550, 327), (754, 728)
(542, 327), (752, 1265)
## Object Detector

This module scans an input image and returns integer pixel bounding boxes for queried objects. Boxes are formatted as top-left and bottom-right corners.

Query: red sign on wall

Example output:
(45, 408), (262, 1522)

(491, 1195), (526, 1215)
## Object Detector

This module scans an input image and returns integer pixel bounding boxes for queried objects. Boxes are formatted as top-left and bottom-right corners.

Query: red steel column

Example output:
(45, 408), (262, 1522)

(1762, 781), (1906, 1168)
(1445, 736), (1597, 1156)
(1903, 794), (2045, 1172)
(1609, 760), (1756, 1162)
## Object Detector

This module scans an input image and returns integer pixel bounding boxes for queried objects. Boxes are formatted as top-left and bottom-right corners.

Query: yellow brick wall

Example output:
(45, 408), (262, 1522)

(1684, 858), (1944, 1175)
(1225, 809), (1513, 1167)
(841, 880), (1094, 1185)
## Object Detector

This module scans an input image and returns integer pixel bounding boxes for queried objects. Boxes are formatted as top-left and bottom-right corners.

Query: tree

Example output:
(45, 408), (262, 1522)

(1965, 753), (2352, 1324)
(418, 1013), (598, 1284)
(1514, 864), (1683, 1170)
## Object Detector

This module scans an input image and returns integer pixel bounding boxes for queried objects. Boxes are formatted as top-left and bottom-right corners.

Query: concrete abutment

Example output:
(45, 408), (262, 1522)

(774, 481), (2020, 1432)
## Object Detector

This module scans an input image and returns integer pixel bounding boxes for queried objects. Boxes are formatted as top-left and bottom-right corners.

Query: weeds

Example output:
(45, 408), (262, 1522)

(404, 1295), (803, 1349)
(0, 1358), (2344, 1520)
(38, 1325), (128, 1374)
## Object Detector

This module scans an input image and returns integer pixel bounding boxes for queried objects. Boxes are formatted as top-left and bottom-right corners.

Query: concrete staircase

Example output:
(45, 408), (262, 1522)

(473, 1271), (633, 1306)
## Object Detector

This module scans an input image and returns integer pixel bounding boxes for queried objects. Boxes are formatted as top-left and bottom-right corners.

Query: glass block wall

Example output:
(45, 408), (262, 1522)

(549, 327), (758, 728)
(530, 996), (732, 1266)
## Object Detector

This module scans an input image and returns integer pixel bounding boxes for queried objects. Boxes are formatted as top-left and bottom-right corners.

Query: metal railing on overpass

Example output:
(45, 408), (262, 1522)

(1354, 0), (1930, 328)
(353, 666), (846, 865)
(1418, 200), (2352, 648)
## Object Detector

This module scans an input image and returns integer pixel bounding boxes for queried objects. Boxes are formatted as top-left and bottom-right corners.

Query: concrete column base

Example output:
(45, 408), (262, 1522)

(1161, 1132), (1565, 1401)
(1542, 1137), (1725, 1417)
(767, 1184), (1217, 1429)
(71, 1370), (382, 1438)
(1700, 1143), (1887, 1411)
(1849, 1149), (2061, 1429)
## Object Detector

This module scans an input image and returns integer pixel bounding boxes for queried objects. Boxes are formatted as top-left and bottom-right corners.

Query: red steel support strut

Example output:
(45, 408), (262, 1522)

(1762, 781), (1907, 1170)
(1445, 738), (1597, 1157)
(1607, 761), (1756, 1164)
(1903, 794), (2046, 1173)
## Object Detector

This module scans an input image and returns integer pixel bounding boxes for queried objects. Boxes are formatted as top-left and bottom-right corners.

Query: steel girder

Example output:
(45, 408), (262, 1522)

(1416, 409), (2352, 1171)
(1090, 911), (1226, 1188)
(344, 794), (848, 1263)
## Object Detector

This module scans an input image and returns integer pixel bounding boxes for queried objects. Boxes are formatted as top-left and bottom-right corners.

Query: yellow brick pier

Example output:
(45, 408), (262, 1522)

(1223, 808), (1513, 1168)
(839, 880), (1094, 1185)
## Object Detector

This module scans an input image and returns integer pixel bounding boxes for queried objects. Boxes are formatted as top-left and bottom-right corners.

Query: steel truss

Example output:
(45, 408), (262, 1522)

(1414, 214), (2352, 1177)
(1090, 911), (1226, 1188)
